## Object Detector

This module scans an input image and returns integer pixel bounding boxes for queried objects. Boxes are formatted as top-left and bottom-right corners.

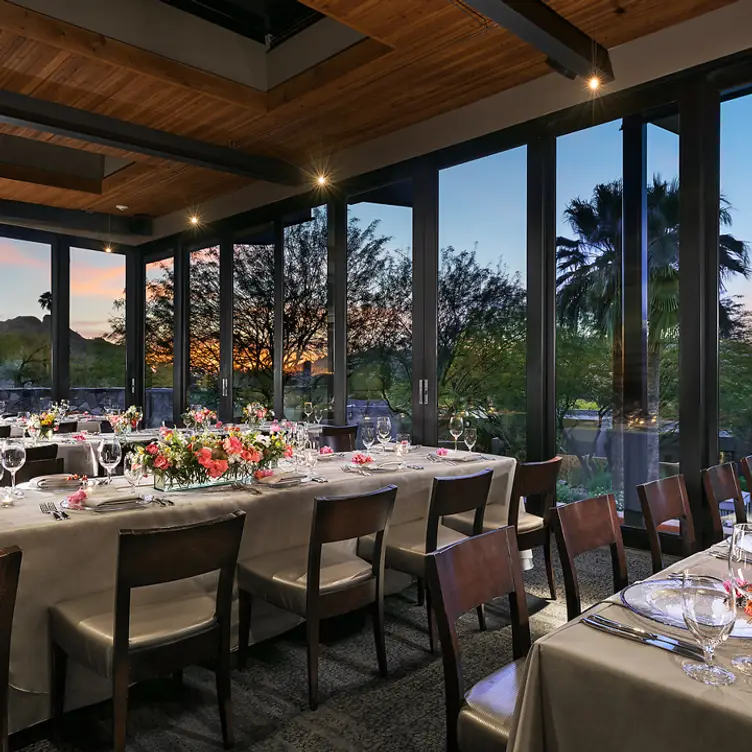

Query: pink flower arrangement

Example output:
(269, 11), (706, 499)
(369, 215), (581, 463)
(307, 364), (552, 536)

(254, 468), (274, 481)
(320, 446), (334, 455)
(269, 421), (281, 433)
(65, 488), (88, 510)
(71, 432), (87, 442)
(436, 447), (449, 456)
(154, 455), (170, 471)
(352, 452), (374, 465)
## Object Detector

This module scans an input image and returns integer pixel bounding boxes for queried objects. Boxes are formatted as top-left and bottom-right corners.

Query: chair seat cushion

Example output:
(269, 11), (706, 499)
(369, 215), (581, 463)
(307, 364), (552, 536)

(446, 504), (544, 536)
(359, 520), (468, 578)
(237, 545), (372, 616)
(50, 588), (217, 679)
(457, 657), (526, 752)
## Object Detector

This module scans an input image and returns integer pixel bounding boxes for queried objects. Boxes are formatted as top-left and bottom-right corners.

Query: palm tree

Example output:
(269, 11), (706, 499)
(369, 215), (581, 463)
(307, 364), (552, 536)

(38, 291), (52, 312)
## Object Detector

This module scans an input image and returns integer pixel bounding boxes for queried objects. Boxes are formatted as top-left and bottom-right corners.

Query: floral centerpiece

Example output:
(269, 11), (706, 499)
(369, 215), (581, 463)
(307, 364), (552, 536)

(242, 402), (270, 426)
(135, 426), (292, 491)
(182, 406), (217, 430)
(108, 406), (143, 434)
(49, 400), (70, 420)
(28, 410), (57, 441)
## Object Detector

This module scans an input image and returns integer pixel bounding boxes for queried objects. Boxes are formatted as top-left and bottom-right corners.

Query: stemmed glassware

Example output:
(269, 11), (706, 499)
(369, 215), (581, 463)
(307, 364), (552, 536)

(362, 424), (376, 456)
(1, 440), (25, 505)
(98, 436), (122, 485)
(464, 427), (477, 453)
(314, 406), (324, 425)
(123, 453), (145, 495)
(681, 571), (736, 686)
(303, 448), (318, 479)
(728, 522), (752, 674)
(303, 401), (313, 423)
(449, 415), (464, 453)
(376, 416), (392, 453)
(27, 423), (39, 445)
(395, 433), (411, 467)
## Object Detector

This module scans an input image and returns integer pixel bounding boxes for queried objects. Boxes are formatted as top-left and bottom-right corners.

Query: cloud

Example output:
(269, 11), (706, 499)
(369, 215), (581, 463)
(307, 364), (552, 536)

(69, 262), (125, 298)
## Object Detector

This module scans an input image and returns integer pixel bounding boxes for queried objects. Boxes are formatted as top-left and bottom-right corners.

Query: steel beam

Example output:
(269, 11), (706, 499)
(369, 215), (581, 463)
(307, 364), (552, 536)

(125, 253), (145, 410)
(327, 199), (347, 425)
(50, 236), (70, 403)
(218, 238), (234, 423)
(273, 219), (285, 420)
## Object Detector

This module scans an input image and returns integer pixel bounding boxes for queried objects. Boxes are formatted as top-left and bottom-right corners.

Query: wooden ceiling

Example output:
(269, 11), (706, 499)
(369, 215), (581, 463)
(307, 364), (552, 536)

(0, 0), (737, 222)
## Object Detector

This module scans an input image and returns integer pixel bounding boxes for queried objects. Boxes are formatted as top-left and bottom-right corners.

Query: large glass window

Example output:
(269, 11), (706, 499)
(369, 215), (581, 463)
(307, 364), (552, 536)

(720, 94), (752, 464)
(188, 246), (221, 410)
(233, 239), (275, 416)
(69, 247), (126, 413)
(144, 257), (174, 427)
(0, 238), (51, 413)
(438, 148), (527, 457)
(347, 188), (413, 435)
(283, 207), (330, 420)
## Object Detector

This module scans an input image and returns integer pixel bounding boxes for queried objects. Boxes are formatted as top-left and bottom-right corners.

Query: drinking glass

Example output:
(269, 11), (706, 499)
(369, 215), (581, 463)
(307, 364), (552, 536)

(303, 401), (313, 423)
(98, 437), (123, 485)
(27, 424), (39, 445)
(449, 416), (464, 453)
(1, 441), (25, 504)
(303, 448), (318, 478)
(123, 453), (144, 495)
(314, 406), (324, 425)
(464, 427), (477, 453)
(376, 416), (392, 452)
(681, 572), (736, 686)
(395, 433), (410, 467)
(728, 523), (752, 674)
(362, 424), (376, 456)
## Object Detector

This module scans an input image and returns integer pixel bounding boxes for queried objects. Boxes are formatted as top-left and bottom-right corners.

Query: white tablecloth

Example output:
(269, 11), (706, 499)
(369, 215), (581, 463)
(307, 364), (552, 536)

(2, 447), (516, 733)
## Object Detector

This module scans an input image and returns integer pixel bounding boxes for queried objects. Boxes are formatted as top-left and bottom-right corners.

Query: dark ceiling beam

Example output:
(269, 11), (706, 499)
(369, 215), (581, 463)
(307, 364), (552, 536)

(0, 88), (305, 185)
(464, 0), (615, 82)
(0, 199), (152, 236)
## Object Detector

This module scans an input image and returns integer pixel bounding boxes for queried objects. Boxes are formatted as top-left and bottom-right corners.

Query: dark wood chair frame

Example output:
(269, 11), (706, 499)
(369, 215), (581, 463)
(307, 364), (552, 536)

(56, 421), (78, 434)
(51, 511), (246, 752)
(238, 485), (397, 710)
(426, 527), (530, 752)
(0, 426), (9, 439)
(703, 461), (745, 539)
(637, 474), (696, 573)
(551, 494), (627, 621)
(0, 546), (22, 752)
(5, 457), (64, 486)
(736, 455), (752, 519)
(506, 457), (562, 600)
(318, 424), (359, 452)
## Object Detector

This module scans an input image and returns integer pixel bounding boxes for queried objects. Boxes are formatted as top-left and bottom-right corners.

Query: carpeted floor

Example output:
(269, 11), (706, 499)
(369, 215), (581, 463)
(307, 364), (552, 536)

(14, 545), (657, 752)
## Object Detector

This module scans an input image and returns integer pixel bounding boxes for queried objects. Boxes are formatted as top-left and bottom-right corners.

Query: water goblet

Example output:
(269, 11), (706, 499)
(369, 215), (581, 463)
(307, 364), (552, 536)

(376, 416), (392, 453)
(1, 440), (26, 504)
(27, 424), (39, 445)
(123, 453), (145, 495)
(303, 448), (318, 478)
(362, 424), (376, 456)
(464, 427), (477, 453)
(303, 401), (313, 423)
(681, 571), (736, 686)
(314, 406), (324, 425)
(98, 437), (123, 485)
(728, 522), (752, 674)
(395, 433), (410, 467)
(449, 416), (464, 453)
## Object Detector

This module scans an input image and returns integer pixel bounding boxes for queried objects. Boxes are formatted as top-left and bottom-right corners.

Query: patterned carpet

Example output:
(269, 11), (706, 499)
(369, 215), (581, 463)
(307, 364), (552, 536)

(14, 545), (656, 752)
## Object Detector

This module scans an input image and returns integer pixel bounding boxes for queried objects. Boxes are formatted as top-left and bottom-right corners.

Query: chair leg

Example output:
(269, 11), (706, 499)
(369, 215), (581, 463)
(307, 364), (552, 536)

(416, 578), (425, 606)
(476, 604), (487, 632)
(112, 659), (129, 752)
(306, 617), (320, 710)
(373, 599), (388, 678)
(237, 589), (252, 671)
(426, 589), (437, 655)
(50, 643), (67, 742)
(543, 536), (556, 600)
(216, 646), (234, 749)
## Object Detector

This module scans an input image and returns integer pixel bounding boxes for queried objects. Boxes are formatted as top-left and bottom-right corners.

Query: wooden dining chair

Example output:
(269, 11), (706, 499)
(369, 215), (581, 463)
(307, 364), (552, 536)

(238, 485), (397, 710)
(0, 546), (22, 752)
(360, 468), (494, 653)
(427, 526), (530, 752)
(7, 457), (64, 485)
(0, 426), (9, 439)
(737, 456), (752, 516)
(50, 511), (246, 751)
(702, 461), (745, 539)
(551, 494), (627, 621)
(637, 475), (696, 573)
(319, 425), (358, 452)
(56, 421), (78, 434)
(25, 444), (58, 462)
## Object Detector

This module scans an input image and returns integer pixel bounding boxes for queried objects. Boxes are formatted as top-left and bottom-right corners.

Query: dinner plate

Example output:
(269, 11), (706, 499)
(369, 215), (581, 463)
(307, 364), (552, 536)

(620, 578), (752, 638)
(255, 472), (308, 488)
(428, 451), (484, 463)
(346, 461), (403, 473)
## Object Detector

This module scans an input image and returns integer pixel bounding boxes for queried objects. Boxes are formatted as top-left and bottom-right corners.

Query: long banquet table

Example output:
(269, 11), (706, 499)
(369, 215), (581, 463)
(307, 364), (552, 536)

(508, 541), (752, 752)
(2, 446), (515, 734)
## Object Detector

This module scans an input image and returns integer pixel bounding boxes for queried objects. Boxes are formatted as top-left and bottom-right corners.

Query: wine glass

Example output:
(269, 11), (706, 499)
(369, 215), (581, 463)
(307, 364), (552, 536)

(681, 571), (736, 686)
(728, 523), (752, 674)
(27, 423), (39, 445)
(464, 427), (477, 454)
(362, 424), (376, 456)
(123, 453), (144, 495)
(303, 401), (313, 423)
(395, 433), (411, 467)
(376, 416), (392, 453)
(98, 437), (122, 485)
(1, 441), (26, 504)
(449, 416), (464, 453)
(303, 448), (318, 478)
(314, 406), (324, 425)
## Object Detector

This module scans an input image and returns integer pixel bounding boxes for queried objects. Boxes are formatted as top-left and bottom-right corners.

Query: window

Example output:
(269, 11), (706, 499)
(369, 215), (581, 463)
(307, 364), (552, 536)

(439, 149), (527, 456)
(347, 187), (413, 434)
(0, 238), (51, 413)
(69, 247), (126, 414)
(144, 257), (174, 427)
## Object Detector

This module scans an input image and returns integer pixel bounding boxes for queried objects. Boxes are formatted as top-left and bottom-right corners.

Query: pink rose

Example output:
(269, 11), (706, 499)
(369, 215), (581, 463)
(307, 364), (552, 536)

(320, 446), (333, 455)
(269, 422), (281, 433)
(241, 447), (261, 464)
(254, 468), (274, 480)
(223, 436), (243, 455)
(436, 448), (449, 456)
(352, 452), (374, 465)
(154, 455), (170, 470)
(284, 445), (293, 458)
(65, 488), (88, 509)
(207, 459), (228, 479)
(145, 443), (159, 455)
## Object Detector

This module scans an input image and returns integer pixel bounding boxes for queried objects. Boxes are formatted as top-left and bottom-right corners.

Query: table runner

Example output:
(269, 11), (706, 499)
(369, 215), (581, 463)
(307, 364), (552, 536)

(1, 447), (515, 733)
(508, 544), (752, 752)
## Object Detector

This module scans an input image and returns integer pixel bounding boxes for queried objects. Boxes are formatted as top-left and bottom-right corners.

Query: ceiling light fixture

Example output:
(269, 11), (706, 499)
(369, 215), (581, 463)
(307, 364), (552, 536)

(190, 215), (199, 226)
(588, 75), (601, 91)
(115, 204), (128, 212)
(316, 174), (328, 187)
(104, 245), (113, 253)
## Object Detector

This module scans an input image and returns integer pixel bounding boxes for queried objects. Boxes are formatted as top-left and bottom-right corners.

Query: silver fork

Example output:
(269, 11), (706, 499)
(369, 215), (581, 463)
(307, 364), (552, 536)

(39, 502), (62, 521)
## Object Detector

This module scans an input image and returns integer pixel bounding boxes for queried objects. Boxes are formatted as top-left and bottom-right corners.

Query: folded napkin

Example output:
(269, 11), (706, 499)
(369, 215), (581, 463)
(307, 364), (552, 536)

(31, 475), (85, 490)
(369, 460), (404, 471)
(85, 493), (145, 511)
(256, 472), (307, 487)
(430, 452), (483, 463)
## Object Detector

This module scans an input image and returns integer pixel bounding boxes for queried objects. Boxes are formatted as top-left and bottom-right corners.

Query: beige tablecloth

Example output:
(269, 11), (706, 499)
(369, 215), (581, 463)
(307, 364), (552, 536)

(2, 447), (515, 733)
(508, 544), (752, 752)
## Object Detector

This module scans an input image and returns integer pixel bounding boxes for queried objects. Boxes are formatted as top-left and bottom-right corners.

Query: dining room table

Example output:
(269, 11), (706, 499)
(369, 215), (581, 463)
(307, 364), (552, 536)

(0, 445), (516, 734)
(508, 538), (752, 752)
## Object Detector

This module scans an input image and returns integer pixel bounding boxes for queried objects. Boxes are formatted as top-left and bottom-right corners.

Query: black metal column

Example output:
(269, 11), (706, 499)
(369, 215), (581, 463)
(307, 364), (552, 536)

(125, 251), (145, 410)
(218, 238), (234, 422)
(50, 235), (70, 403)
(526, 136), (557, 462)
(327, 199), (347, 425)
(173, 241), (189, 425)
(412, 167), (439, 447)
(679, 82), (720, 545)
(621, 115), (650, 525)
(273, 219), (285, 420)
